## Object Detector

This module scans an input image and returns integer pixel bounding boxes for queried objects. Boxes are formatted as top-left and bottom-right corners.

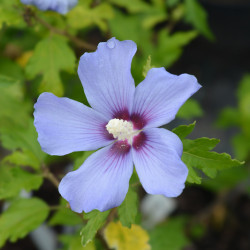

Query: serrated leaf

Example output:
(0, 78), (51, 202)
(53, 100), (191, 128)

(182, 138), (244, 184)
(177, 99), (203, 120)
(26, 35), (76, 96)
(104, 221), (150, 250)
(67, 1), (114, 31)
(81, 210), (109, 246)
(172, 121), (196, 140)
(49, 199), (82, 226)
(184, 0), (214, 40)
(0, 198), (49, 247)
(0, 165), (43, 200)
(118, 189), (138, 228)
(149, 217), (189, 250)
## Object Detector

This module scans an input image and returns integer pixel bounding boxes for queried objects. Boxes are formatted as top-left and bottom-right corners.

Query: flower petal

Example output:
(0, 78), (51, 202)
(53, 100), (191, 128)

(34, 92), (113, 156)
(78, 37), (137, 119)
(59, 142), (133, 213)
(132, 128), (188, 197)
(132, 68), (201, 128)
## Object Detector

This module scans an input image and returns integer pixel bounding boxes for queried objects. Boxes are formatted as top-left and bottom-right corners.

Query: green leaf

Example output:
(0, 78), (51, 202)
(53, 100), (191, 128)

(149, 217), (190, 250)
(232, 133), (250, 161)
(49, 199), (82, 226)
(142, 55), (155, 78)
(109, 11), (152, 52)
(216, 107), (240, 128)
(3, 150), (41, 170)
(67, 0), (114, 32)
(172, 121), (196, 140)
(153, 30), (198, 67)
(177, 99), (203, 120)
(182, 138), (244, 184)
(0, 57), (24, 82)
(81, 210), (109, 246)
(0, 119), (46, 164)
(118, 189), (138, 228)
(184, 0), (214, 40)
(0, 74), (45, 166)
(237, 74), (250, 99)
(108, 0), (150, 13)
(73, 151), (95, 170)
(59, 234), (96, 250)
(0, 165), (43, 200)
(0, 75), (31, 128)
(0, 198), (49, 247)
(202, 167), (249, 192)
(0, 0), (24, 28)
(26, 35), (76, 96)
(166, 0), (181, 8)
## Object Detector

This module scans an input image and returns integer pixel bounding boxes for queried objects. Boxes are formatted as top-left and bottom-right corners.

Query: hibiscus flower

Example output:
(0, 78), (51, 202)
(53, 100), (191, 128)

(34, 38), (201, 213)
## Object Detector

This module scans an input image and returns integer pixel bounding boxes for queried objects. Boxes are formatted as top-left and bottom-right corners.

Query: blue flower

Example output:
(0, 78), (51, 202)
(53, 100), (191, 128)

(21, 0), (78, 14)
(34, 38), (201, 213)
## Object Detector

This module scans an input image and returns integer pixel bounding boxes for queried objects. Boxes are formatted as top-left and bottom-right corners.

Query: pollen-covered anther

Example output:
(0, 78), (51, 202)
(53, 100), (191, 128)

(106, 118), (138, 143)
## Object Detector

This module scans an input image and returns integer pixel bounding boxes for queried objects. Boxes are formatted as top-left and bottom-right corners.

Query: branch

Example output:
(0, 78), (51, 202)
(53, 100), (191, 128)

(23, 7), (96, 50)
(42, 164), (60, 188)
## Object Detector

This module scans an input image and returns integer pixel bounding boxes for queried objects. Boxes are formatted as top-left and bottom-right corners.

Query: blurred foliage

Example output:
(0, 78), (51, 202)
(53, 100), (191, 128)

(0, 0), (246, 250)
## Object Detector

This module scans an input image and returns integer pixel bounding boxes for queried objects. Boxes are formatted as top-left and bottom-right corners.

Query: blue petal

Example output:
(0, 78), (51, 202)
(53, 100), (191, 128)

(132, 68), (201, 128)
(34, 92), (113, 156)
(21, 0), (78, 14)
(59, 142), (133, 213)
(78, 37), (137, 120)
(132, 128), (188, 197)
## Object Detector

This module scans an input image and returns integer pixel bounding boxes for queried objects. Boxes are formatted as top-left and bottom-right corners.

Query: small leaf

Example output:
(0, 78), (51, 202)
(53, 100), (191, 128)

(3, 150), (40, 170)
(49, 199), (82, 226)
(153, 30), (198, 67)
(216, 108), (240, 128)
(0, 165), (43, 200)
(182, 137), (244, 184)
(184, 0), (214, 40)
(177, 99), (203, 120)
(172, 121), (196, 140)
(59, 234), (96, 250)
(67, 1), (114, 32)
(104, 221), (150, 250)
(142, 55), (154, 78)
(108, 0), (150, 13)
(26, 35), (76, 96)
(0, 0), (24, 28)
(0, 198), (49, 247)
(81, 210), (109, 246)
(149, 217), (189, 250)
(118, 189), (138, 228)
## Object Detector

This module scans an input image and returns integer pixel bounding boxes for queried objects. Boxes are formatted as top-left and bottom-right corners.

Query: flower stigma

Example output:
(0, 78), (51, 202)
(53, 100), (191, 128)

(106, 118), (139, 144)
